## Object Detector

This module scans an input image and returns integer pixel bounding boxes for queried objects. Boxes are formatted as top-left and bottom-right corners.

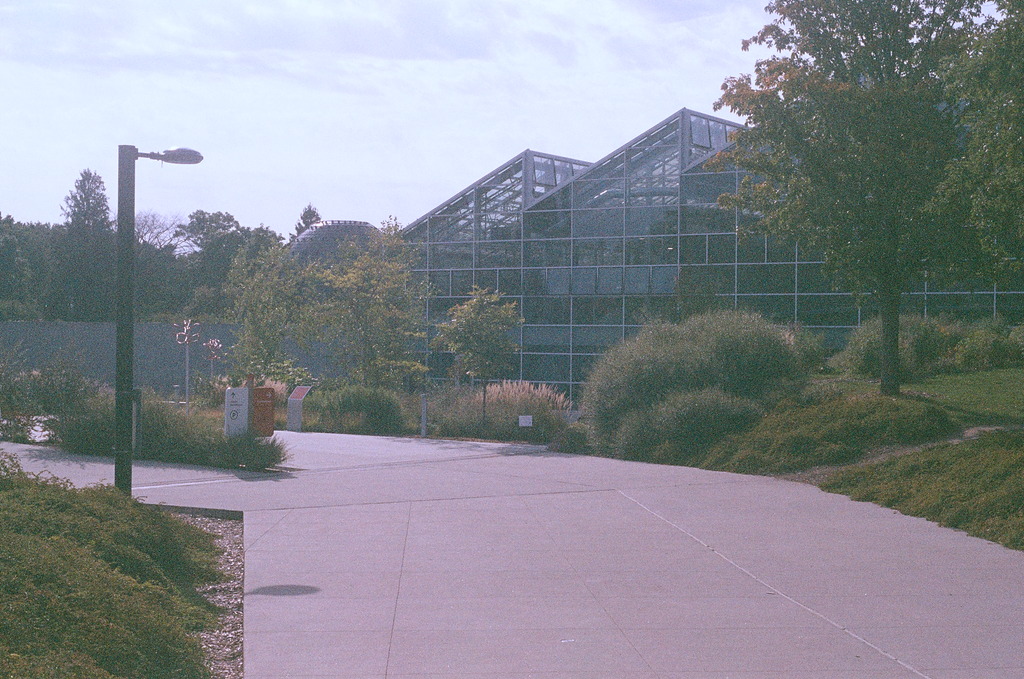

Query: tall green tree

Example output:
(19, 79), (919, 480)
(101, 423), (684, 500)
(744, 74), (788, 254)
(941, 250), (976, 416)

(715, 0), (984, 395)
(431, 287), (522, 418)
(227, 242), (309, 386)
(305, 221), (427, 390)
(54, 169), (115, 320)
(290, 203), (321, 243)
(941, 0), (1024, 263)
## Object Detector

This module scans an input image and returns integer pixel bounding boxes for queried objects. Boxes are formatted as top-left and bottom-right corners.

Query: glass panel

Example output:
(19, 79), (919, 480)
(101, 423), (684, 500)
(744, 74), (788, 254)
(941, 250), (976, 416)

(625, 207), (678, 236)
(624, 266), (650, 294)
(573, 238), (623, 266)
(710, 120), (729, 147)
(996, 293), (1024, 324)
(530, 188), (572, 211)
(571, 268), (597, 295)
(799, 295), (858, 327)
(650, 266), (678, 294)
(474, 269), (497, 292)
(451, 270), (475, 296)
(522, 326), (570, 353)
(681, 205), (736, 234)
(547, 268), (571, 295)
(573, 326), (623, 353)
(573, 180), (625, 209)
(573, 296), (623, 325)
(498, 268), (522, 295)
(680, 235), (707, 265)
(429, 215), (474, 242)
(680, 172), (737, 205)
(430, 243), (473, 269)
(573, 209), (624, 237)
(708, 234), (736, 264)
(522, 353), (570, 382)
(737, 235), (766, 264)
(524, 239), (570, 268)
(737, 263), (796, 295)
(524, 270), (546, 295)
(428, 297), (459, 322)
(690, 115), (712, 147)
(523, 210), (571, 239)
(429, 271), (450, 296)
(681, 264), (735, 294)
(597, 267), (623, 295)
(477, 241), (521, 268)
(478, 214), (521, 241)
(523, 296), (570, 324)
(796, 263), (832, 294)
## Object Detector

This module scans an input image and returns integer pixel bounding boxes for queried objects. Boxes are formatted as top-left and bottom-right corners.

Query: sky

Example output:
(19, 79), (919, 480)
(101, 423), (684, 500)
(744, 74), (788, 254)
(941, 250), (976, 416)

(0, 0), (773, 240)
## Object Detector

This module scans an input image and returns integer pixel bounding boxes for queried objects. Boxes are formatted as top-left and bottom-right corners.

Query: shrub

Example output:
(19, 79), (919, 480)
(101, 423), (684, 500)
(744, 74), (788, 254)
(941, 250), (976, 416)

(551, 421), (592, 455)
(581, 310), (807, 451)
(829, 314), (965, 379)
(0, 452), (218, 678)
(305, 385), (406, 435)
(952, 323), (1022, 372)
(702, 394), (958, 474)
(617, 388), (764, 465)
(431, 381), (570, 443)
(50, 393), (286, 470)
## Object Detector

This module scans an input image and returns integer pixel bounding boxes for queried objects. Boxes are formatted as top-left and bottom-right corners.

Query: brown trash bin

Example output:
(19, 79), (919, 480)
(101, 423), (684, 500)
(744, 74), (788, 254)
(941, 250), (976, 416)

(251, 387), (276, 437)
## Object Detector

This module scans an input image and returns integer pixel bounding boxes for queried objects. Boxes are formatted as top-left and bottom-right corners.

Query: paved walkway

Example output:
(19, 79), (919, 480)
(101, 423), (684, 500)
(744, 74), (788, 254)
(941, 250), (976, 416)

(8, 433), (1024, 678)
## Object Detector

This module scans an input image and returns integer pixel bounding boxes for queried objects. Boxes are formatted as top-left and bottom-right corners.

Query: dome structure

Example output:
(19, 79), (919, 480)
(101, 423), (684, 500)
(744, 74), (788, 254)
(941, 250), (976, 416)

(290, 220), (381, 263)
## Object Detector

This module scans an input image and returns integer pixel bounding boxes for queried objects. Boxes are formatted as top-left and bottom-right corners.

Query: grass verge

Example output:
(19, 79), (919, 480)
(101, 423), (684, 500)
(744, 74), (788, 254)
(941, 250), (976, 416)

(822, 430), (1024, 550)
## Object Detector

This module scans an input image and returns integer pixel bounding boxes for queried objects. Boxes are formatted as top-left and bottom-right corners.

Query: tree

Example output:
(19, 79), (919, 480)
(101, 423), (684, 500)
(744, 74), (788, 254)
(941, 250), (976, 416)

(305, 221), (427, 390)
(227, 242), (309, 386)
(177, 210), (282, 319)
(941, 0), (1024, 262)
(290, 203), (321, 243)
(432, 287), (523, 419)
(54, 169), (115, 320)
(715, 0), (984, 395)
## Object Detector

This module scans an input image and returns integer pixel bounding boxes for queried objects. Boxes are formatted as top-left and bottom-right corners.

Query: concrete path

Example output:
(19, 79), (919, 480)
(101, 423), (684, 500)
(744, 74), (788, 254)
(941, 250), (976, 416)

(7, 433), (1024, 678)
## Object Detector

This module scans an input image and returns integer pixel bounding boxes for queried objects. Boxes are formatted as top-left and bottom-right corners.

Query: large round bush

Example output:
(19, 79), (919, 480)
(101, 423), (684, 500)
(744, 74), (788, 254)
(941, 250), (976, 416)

(581, 310), (809, 453)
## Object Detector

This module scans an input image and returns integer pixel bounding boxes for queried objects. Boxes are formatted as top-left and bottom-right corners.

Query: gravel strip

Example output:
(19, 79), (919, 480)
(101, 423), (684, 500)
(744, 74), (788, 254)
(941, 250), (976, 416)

(172, 512), (244, 679)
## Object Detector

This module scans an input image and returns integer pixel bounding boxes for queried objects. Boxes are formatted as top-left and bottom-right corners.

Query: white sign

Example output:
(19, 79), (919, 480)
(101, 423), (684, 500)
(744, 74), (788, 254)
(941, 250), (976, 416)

(518, 415), (533, 427)
(224, 387), (250, 437)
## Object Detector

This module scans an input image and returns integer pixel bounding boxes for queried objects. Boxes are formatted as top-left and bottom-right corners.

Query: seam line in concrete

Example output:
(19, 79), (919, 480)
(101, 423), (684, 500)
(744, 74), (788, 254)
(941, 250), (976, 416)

(618, 490), (935, 679)
(384, 502), (412, 678)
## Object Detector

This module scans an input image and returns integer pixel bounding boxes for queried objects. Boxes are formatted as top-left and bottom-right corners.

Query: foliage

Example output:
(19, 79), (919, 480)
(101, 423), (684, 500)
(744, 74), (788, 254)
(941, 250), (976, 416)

(822, 430), (1024, 550)
(50, 393), (287, 470)
(304, 220), (427, 390)
(0, 451), (219, 678)
(227, 242), (308, 387)
(952, 322), (1022, 372)
(53, 169), (115, 321)
(940, 1), (1024, 262)
(715, 0), (986, 395)
(431, 381), (570, 444)
(617, 388), (764, 465)
(550, 421), (592, 455)
(291, 203), (321, 242)
(581, 310), (807, 450)
(702, 394), (958, 474)
(829, 314), (965, 379)
(304, 385), (407, 435)
(432, 287), (523, 385)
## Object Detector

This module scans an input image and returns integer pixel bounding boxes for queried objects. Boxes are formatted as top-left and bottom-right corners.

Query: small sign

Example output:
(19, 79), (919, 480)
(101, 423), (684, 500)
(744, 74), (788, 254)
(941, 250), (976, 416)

(289, 385), (312, 401)
(224, 387), (250, 437)
(518, 415), (533, 427)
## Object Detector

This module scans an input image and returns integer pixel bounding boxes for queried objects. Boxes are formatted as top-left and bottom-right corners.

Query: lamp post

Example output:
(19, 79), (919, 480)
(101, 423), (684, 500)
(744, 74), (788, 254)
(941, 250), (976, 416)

(115, 145), (203, 493)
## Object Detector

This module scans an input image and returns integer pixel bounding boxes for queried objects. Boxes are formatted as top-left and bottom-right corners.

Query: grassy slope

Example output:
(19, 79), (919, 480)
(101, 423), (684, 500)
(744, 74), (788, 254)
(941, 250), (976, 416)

(815, 369), (1024, 550)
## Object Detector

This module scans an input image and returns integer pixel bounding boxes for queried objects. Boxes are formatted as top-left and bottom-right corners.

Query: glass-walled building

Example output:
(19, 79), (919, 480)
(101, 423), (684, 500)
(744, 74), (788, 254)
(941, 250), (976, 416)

(402, 107), (1023, 400)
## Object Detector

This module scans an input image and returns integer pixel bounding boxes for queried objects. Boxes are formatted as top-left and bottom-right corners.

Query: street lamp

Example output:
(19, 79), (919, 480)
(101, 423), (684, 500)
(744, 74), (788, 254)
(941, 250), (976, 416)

(115, 145), (203, 493)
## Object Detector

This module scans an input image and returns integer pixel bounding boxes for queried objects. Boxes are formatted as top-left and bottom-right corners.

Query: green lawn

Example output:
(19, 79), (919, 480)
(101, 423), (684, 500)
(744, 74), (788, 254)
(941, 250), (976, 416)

(904, 368), (1024, 425)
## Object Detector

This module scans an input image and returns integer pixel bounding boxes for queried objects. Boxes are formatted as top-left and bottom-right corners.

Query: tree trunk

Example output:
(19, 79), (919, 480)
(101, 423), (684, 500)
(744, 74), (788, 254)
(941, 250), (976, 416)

(878, 287), (901, 397)
(481, 381), (488, 422)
